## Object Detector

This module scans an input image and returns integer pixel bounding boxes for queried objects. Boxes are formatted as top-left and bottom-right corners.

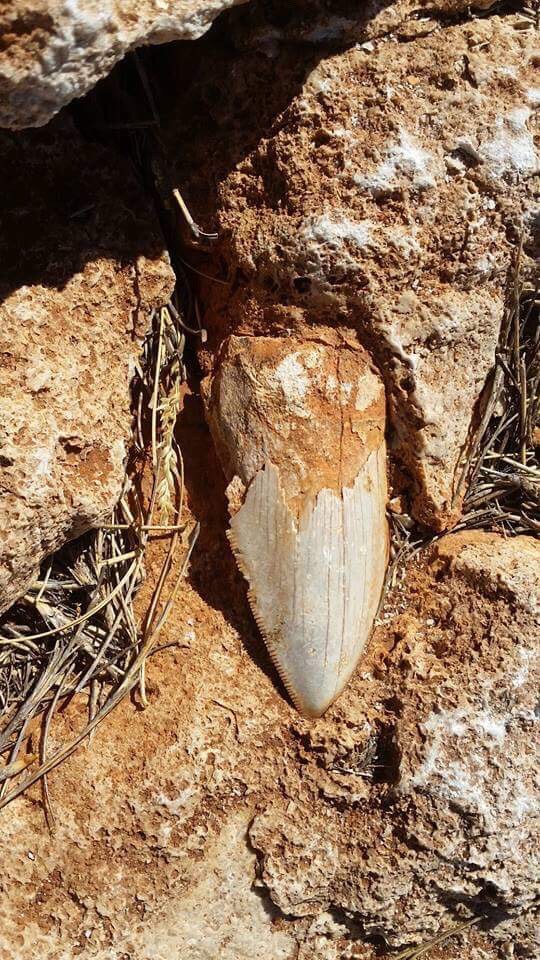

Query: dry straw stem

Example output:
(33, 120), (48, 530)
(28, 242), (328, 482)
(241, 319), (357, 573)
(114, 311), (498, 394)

(383, 241), (538, 606)
(458, 241), (539, 535)
(0, 303), (197, 812)
(392, 917), (481, 960)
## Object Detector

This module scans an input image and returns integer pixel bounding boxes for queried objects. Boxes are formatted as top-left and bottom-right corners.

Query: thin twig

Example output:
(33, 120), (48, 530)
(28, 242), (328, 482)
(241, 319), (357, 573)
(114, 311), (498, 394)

(393, 916), (481, 960)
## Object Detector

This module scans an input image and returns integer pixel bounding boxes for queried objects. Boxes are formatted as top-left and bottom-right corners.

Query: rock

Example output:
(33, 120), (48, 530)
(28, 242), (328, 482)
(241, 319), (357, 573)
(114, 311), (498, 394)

(434, 530), (540, 615)
(1, 483), (536, 957)
(0, 115), (174, 614)
(228, 0), (493, 50)
(205, 332), (388, 716)
(250, 531), (540, 953)
(166, 7), (537, 529)
(0, 0), (248, 129)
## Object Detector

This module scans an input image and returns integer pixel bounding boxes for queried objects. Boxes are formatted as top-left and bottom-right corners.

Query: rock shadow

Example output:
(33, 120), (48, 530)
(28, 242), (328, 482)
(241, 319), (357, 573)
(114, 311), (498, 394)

(0, 114), (168, 307)
(1, 0), (397, 304)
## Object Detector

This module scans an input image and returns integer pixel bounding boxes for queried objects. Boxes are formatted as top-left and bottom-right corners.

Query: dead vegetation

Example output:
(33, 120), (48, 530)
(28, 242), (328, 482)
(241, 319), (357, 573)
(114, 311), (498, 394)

(0, 301), (198, 813)
(459, 244), (539, 534)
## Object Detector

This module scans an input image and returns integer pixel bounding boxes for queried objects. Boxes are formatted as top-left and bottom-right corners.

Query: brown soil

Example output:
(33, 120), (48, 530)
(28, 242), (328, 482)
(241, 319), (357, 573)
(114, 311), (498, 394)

(0, 385), (537, 959)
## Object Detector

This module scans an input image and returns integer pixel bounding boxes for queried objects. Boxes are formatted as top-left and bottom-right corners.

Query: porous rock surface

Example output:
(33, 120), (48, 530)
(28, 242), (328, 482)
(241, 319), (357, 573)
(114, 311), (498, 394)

(0, 116), (174, 613)
(228, 0), (497, 49)
(0, 0), (248, 129)
(167, 5), (538, 528)
(0, 482), (537, 958)
(0, 0), (501, 131)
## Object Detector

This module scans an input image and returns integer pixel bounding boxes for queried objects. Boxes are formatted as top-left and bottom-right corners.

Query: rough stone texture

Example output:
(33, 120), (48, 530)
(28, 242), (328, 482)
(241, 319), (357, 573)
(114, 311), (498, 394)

(0, 115), (174, 613)
(249, 530), (540, 951)
(0, 0), (248, 129)
(164, 7), (538, 529)
(205, 331), (386, 511)
(228, 0), (498, 49)
(0, 403), (537, 960)
(0, 0), (500, 132)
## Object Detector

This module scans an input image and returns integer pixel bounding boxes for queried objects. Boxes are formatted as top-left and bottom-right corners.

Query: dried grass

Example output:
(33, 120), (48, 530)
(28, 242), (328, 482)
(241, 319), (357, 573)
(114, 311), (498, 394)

(458, 243), (539, 535)
(0, 302), (197, 813)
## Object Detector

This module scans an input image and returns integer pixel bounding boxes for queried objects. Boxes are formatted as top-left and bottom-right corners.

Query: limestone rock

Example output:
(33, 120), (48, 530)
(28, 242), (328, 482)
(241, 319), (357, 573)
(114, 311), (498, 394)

(250, 531), (540, 953)
(0, 0), (247, 129)
(229, 0), (494, 49)
(434, 530), (540, 615)
(0, 116), (174, 614)
(168, 8), (537, 528)
(205, 334), (389, 716)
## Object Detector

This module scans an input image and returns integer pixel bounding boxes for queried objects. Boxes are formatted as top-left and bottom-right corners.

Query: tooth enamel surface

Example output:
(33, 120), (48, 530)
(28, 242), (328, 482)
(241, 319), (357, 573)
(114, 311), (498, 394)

(229, 452), (388, 717)
(206, 334), (388, 716)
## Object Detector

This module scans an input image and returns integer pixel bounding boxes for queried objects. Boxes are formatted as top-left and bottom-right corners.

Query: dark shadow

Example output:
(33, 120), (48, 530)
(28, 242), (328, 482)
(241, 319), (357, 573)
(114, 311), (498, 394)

(1, 0), (399, 314)
(0, 0), (400, 310)
(175, 387), (287, 699)
(142, 26), (323, 227)
(141, 2), (388, 232)
(0, 115), (167, 307)
(72, 0), (396, 244)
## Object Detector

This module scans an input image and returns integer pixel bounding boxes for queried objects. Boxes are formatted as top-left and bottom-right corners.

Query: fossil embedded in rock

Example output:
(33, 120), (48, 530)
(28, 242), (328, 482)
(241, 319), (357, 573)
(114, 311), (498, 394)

(229, 452), (388, 717)
(205, 335), (388, 717)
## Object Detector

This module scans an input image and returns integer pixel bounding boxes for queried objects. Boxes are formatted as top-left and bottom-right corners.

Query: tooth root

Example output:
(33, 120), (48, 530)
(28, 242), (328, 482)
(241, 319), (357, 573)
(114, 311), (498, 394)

(205, 334), (388, 716)
(229, 452), (388, 717)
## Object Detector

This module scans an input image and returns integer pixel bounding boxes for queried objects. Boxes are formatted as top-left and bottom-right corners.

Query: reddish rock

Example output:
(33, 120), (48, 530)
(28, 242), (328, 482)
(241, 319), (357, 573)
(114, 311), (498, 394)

(164, 8), (537, 528)
(250, 531), (540, 952)
(0, 505), (536, 957)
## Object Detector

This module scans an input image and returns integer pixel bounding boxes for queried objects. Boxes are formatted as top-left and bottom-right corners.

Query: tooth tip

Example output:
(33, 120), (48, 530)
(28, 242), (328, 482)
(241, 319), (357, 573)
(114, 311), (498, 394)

(295, 699), (333, 719)
(263, 632), (344, 717)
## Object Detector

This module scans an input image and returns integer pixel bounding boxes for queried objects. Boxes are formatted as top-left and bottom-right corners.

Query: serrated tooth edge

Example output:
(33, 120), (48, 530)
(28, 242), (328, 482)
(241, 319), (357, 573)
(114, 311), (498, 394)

(227, 527), (306, 713)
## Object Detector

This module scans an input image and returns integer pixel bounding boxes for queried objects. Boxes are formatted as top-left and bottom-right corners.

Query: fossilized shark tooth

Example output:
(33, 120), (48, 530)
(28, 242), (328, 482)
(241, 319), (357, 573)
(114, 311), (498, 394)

(205, 333), (388, 717)
(228, 450), (388, 717)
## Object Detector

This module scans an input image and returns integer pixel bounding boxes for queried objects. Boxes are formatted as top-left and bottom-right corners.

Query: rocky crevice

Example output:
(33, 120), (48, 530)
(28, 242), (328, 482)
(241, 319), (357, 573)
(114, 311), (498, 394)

(0, 2), (538, 958)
